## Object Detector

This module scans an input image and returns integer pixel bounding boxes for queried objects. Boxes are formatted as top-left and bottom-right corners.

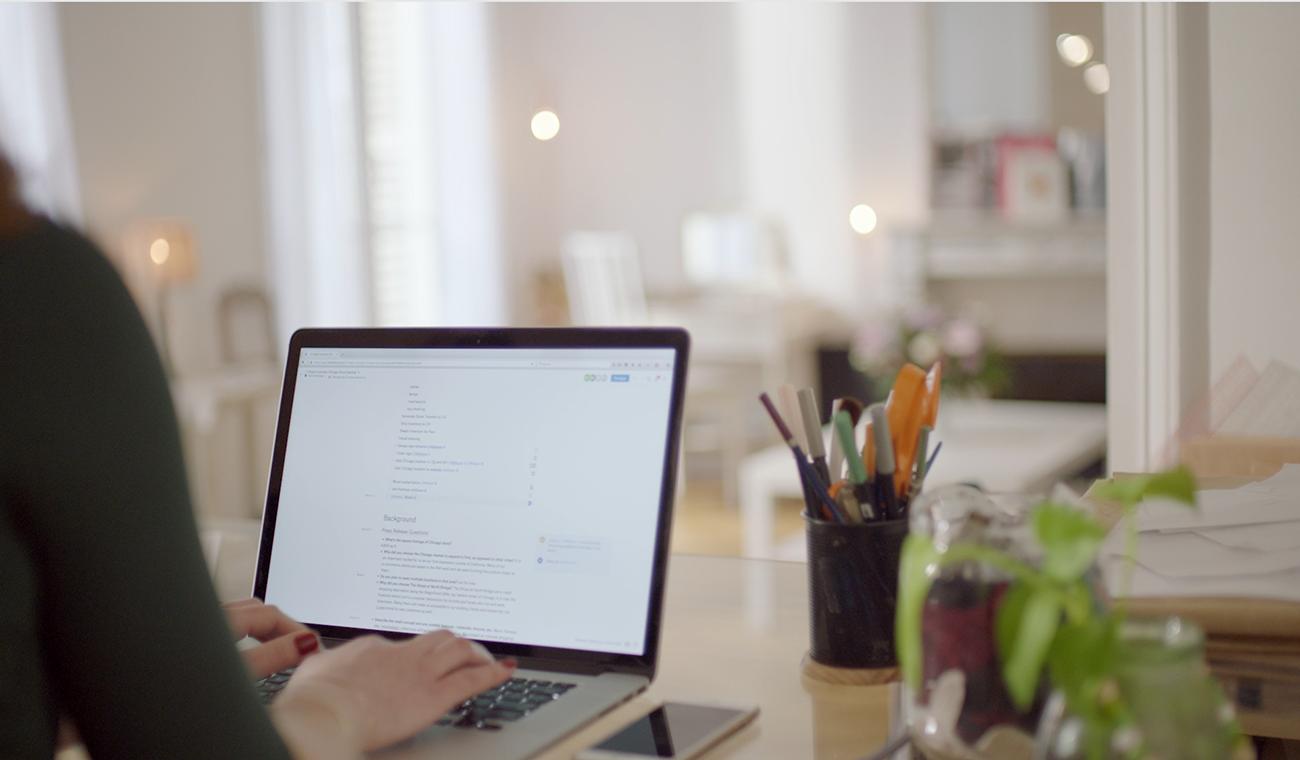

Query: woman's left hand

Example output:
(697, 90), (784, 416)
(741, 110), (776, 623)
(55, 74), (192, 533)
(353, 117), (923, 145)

(224, 598), (322, 680)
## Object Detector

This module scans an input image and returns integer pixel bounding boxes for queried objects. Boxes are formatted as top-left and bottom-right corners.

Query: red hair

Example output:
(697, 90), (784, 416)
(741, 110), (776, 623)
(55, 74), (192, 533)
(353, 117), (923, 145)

(0, 152), (36, 234)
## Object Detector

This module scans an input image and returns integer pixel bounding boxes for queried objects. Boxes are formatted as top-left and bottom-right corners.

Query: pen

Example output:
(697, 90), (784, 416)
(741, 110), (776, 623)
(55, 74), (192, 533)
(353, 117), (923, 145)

(916, 440), (943, 494)
(798, 388), (832, 488)
(759, 393), (846, 523)
(764, 389), (820, 517)
(927, 440), (943, 472)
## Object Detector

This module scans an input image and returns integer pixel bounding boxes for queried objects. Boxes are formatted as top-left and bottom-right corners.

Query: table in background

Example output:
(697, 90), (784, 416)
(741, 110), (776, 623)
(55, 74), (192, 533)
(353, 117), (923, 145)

(740, 399), (1108, 560)
(173, 366), (281, 519)
(651, 295), (846, 507)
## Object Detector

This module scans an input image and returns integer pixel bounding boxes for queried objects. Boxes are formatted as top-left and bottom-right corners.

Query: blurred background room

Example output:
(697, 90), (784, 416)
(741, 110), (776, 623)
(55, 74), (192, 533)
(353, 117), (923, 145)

(6, 3), (1297, 565)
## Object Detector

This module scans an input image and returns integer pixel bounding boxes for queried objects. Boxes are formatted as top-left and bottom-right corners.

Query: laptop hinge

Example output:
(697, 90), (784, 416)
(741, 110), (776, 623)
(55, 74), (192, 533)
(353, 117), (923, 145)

(514, 657), (616, 676)
(318, 643), (645, 679)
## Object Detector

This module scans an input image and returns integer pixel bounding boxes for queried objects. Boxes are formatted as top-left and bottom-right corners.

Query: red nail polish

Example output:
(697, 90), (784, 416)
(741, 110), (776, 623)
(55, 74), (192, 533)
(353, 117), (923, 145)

(295, 631), (320, 656)
(502, 657), (518, 669)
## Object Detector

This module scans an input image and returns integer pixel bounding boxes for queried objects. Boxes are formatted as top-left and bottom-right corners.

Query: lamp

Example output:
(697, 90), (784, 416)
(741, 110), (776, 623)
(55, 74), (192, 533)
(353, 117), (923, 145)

(123, 218), (198, 377)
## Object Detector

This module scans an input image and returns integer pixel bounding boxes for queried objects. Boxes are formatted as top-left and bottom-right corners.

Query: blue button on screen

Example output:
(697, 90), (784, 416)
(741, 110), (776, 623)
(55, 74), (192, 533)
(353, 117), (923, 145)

(611, 374), (630, 382)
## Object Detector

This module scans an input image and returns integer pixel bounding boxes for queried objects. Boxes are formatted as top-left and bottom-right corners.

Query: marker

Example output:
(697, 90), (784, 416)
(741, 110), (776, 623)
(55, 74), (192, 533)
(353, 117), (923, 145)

(827, 397), (863, 485)
(798, 388), (831, 488)
(826, 398), (846, 483)
(833, 410), (874, 519)
(871, 404), (901, 520)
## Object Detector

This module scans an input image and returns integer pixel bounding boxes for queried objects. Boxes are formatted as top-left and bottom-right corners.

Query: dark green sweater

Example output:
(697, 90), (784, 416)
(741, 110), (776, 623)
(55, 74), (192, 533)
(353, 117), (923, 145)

(0, 220), (291, 759)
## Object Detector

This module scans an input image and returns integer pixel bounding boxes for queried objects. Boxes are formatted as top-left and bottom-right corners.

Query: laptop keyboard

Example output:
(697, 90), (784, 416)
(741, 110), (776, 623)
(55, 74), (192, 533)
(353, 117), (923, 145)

(436, 677), (577, 730)
(254, 667), (296, 704)
(256, 672), (576, 731)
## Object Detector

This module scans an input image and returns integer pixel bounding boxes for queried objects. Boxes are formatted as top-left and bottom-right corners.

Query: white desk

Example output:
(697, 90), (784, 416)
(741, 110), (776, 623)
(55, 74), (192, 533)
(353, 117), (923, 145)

(172, 365), (281, 519)
(740, 399), (1108, 560)
(199, 537), (898, 760)
(540, 555), (898, 760)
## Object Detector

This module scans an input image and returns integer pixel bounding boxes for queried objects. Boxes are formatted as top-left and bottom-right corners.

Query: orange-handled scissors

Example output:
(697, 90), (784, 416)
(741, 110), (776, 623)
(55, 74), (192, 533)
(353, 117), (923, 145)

(921, 361), (941, 428)
(903, 362), (942, 498)
(887, 363), (928, 498)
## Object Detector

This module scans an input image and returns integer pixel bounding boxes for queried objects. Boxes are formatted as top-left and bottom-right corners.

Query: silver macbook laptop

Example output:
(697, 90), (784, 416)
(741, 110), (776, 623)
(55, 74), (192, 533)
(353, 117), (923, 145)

(252, 327), (690, 760)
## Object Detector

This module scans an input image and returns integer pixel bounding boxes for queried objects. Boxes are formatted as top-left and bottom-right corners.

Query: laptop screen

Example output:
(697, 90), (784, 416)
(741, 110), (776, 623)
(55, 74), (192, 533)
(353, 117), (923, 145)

(258, 334), (685, 662)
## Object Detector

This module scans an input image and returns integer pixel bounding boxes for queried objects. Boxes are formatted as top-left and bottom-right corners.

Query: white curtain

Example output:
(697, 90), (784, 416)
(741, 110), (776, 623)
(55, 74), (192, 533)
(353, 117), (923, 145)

(260, 2), (371, 352)
(260, 2), (506, 347)
(0, 2), (82, 225)
(429, 2), (505, 327)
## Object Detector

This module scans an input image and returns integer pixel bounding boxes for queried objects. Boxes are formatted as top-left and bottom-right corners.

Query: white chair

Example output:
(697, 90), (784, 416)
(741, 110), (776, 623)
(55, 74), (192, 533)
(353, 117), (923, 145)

(559, 231), (751, 507)
(680, 212), (785, 294)
(560, 231), (647, 326)
(172, 287), (281, 520)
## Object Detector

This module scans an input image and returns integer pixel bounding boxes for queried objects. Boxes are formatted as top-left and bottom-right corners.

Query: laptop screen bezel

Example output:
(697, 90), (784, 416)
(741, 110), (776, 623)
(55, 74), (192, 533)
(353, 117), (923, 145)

(252, 326), (690, 680)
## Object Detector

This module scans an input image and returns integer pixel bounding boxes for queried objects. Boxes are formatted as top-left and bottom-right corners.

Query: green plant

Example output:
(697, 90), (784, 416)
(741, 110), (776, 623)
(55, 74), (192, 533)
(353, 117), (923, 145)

(896, 466), (1203, 760)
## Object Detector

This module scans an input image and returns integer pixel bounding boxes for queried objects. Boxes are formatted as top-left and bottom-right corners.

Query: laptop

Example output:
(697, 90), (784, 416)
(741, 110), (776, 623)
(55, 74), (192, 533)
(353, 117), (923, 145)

(252, 327), (690, 760)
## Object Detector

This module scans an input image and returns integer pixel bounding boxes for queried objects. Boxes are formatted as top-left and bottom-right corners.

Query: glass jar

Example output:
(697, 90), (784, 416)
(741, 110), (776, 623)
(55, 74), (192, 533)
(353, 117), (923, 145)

(1116, 617), (1237, 760)
(1037, 617), (1240, 760)
(906, 485), (1044, 760)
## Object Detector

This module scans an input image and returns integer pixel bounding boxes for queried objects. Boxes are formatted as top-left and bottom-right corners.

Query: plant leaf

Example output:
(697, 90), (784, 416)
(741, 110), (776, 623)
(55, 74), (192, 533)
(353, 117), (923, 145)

(1138, 465), (1198, 504)
(999, 587), (1061, 709)
(896, 532), (941, 690)
(1033, 503), (1107, 583)
(1047, 616), (1118, 704)
(995, 582), (1032, 666)
(1089, 465), (1197, 509)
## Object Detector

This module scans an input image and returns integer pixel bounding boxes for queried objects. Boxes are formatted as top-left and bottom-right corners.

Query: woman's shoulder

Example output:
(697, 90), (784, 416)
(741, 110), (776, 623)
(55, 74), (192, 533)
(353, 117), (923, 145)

(1, 217), (137, 313)
(1, 216), (111, 266)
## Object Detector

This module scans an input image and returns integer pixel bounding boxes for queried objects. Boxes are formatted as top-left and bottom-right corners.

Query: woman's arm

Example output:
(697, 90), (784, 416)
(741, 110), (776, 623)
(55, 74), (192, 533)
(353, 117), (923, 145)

(3, 225), (513, 759)
(3, 224), (293, 759)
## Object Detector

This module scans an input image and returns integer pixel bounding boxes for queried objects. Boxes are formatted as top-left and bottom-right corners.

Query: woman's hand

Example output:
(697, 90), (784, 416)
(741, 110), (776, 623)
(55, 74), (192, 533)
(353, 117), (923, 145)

(272, 630), (515, 756)
(223, 598), (321, 679)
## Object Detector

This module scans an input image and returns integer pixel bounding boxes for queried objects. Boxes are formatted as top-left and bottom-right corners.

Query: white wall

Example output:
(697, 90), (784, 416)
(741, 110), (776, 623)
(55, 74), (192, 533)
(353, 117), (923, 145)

(1208, 4), (1300, 378)
(1107, 3), (1300, 471)
(930, 2), (1050, 136)
(493, 4), (931, 324)
(493, 3), (743, 312)
(846, 3), (931, 316)
(737, 4), (858, 313)
(59, 3), (267, 376)
(60, 5), (274, 519)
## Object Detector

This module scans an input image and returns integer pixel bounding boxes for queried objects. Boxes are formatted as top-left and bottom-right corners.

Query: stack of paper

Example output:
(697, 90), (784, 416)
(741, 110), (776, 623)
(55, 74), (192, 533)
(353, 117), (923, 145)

(1099, 465), (1300, 740)
(1101, 464), (1300, 602)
